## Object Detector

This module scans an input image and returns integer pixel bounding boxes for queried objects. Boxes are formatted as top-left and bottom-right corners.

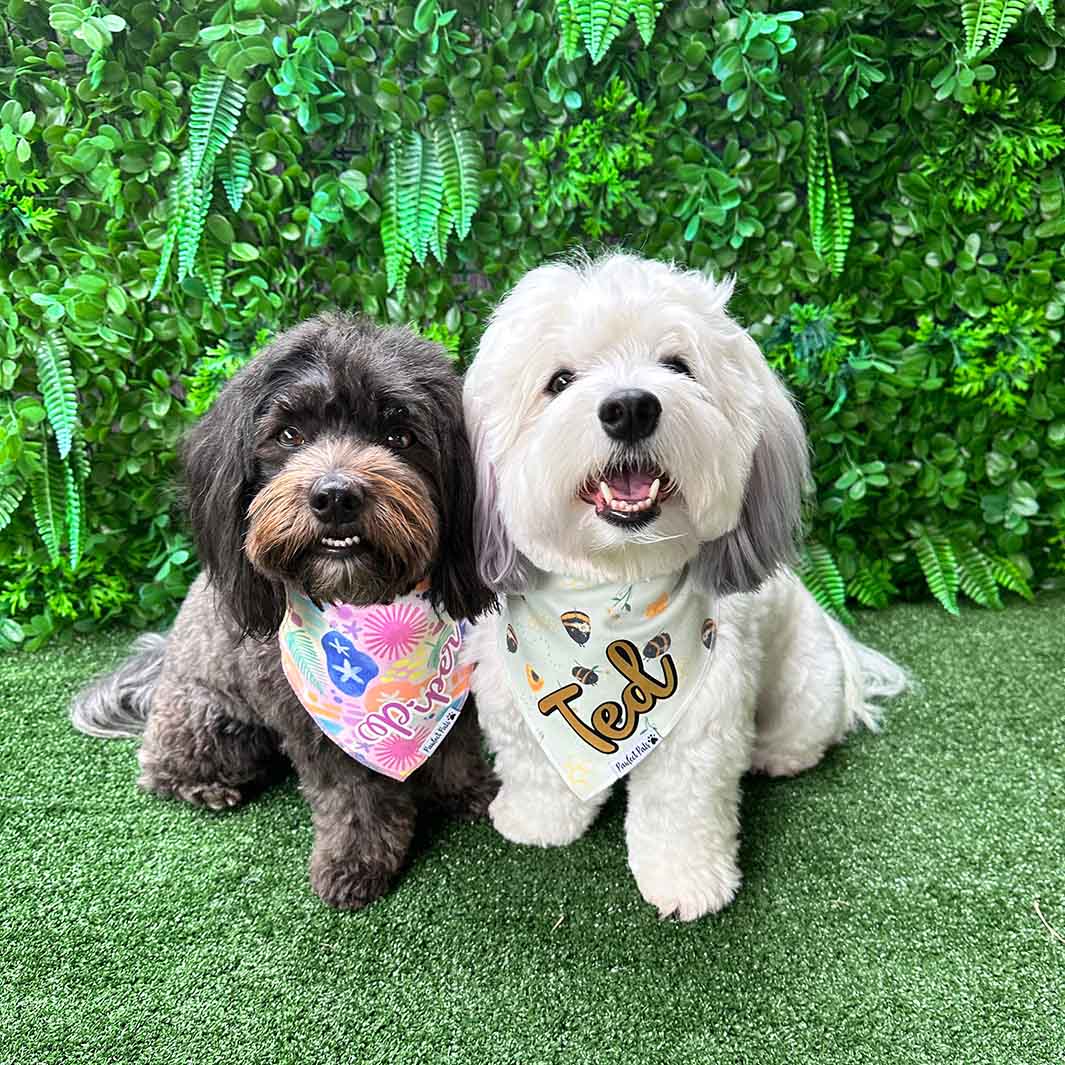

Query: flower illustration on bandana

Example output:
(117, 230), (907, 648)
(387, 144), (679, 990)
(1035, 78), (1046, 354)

(361, 602), (429, 661)
(374, 728), (432, 775)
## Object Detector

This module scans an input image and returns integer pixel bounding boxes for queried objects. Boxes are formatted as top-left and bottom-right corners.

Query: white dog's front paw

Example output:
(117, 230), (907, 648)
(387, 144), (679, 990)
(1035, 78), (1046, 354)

(631, 854), (742, 921)
(489, 786), (592, 848)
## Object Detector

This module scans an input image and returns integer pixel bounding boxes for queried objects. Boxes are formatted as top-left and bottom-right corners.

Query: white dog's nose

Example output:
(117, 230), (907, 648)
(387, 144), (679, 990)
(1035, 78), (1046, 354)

(598, 389), (661, 443)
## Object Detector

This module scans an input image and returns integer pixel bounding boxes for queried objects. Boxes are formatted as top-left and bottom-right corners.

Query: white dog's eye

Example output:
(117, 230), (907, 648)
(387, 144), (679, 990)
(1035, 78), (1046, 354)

(546, 370), (575, 395)
(661, 355), (694, 378)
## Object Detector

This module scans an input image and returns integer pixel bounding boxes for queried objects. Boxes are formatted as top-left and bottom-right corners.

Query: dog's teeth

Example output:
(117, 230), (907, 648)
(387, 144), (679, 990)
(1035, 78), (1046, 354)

(649, 478), (660, 502)
(599, 481), (613, 504)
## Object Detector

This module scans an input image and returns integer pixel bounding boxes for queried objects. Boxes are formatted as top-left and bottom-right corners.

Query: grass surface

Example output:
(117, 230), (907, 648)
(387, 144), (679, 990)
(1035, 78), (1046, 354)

(2, 596), (1063, 1065)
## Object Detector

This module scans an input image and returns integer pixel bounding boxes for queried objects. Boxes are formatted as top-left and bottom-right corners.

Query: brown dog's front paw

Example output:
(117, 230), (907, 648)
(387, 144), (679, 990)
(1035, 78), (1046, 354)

(309, 857), (393, 910)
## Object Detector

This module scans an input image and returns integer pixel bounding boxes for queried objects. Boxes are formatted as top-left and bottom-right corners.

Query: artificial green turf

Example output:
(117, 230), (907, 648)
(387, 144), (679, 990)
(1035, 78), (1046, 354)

(2, 596), (1063, 1065)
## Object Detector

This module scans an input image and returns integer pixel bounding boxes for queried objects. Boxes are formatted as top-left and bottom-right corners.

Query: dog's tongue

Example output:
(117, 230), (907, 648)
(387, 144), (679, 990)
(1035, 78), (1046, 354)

(604, 469), (656, 502)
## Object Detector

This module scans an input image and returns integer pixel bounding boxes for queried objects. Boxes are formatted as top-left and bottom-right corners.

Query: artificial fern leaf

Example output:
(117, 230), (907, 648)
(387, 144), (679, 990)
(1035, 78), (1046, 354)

(188, 72), (246, 179)
(557, 0), (583, 59)
(577, 0), (633, 64)
(177, 177), (213, 283)
(829, 174), (854, 277)
(198, 239), (225, 305)
(985, 0), (1027, 53)
(801, 541), (853, 622)
(70, 430), (91, 483)
(632, 0), (663, 44)
(991, 554), (1034, 600)
(381, 146), (413, 299)
(0, 479), (26, 533)
(433, 116), (483, 241)
(398, 130), (444, 266)
(35, 330), (78, 459)
(962, 0), (995, 55)
(846, 562), (895, 610)
(63, 455), (82, 569)
(954, 539), (1002, 608)
(31, 442), (64, 564)
(216, 141), (252, 212)
(428, 202), (454, 265)
(914, 534), (960, 615)
(806, 106), (828, 258)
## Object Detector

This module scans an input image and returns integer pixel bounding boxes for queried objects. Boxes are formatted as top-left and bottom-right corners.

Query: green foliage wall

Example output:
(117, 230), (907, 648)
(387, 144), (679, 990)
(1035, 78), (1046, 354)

(2, 0), (1064, 647)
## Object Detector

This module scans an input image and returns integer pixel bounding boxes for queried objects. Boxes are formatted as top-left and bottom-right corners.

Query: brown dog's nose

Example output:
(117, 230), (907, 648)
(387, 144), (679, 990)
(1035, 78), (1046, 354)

(309, 474), (363, 525)
(598, 389), (661, 443)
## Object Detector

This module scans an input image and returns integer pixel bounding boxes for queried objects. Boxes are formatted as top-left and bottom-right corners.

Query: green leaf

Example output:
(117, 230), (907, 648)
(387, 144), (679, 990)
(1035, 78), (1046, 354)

(954, 539), (1002, 608)
(31, 441), (65, 564)
(285, 628), (327, 690)
(396, 129), (444, 266)
(216, 141), (252, 211)
(187, 72), (246, 180)
(0, 479), (27, 533)
(35, 331), (78, 459)
(381, 145), (413, 299)
(63, 454), (82, 569)
(801, 541), (853, 623)
(433, 115), (482, 241)
(914, 535), (960, 615)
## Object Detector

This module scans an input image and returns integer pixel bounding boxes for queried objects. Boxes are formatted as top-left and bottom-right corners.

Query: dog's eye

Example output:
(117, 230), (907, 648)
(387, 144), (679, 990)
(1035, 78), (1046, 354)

(278, 426), (306, 448)
(386, 428), (415, 450)
(661, 356), (694, 378)
(546, 370), (575, 395)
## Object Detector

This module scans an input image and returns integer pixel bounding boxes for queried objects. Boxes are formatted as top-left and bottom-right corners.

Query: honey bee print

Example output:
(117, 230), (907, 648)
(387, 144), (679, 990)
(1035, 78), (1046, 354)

(701, 618), (717, 651)
(642, 632), (672, 659)
(560, 610), (591, 646)
(571, 663), (599, 686)
(505, 624), (518, 653)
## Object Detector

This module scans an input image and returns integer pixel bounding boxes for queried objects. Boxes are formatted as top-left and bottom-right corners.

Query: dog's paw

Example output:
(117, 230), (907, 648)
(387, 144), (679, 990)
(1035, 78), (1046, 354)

(632, 856), (742, 922)
(489, 787), (590, 848)
(442, 772), (500, 821)
(750, 745), (825, 778)
(309, 858), (392, 911)
(159, 779), (244, 811)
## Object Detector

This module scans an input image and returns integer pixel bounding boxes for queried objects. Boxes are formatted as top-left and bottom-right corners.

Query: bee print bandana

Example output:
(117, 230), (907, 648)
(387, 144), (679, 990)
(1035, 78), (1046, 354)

(278, 583), (472, 782)
(498, 567), (717, 800)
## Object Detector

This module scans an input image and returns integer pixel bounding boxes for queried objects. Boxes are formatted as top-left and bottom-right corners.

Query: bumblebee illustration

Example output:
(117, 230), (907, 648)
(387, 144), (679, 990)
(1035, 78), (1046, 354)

(505, 624), (518, 653)
(525, 663), (544, 692)
(571, 663), (599, 686)
(642, 632), (672, 659)
(701, 618), (717, 651)
(560, 610), (592, 646)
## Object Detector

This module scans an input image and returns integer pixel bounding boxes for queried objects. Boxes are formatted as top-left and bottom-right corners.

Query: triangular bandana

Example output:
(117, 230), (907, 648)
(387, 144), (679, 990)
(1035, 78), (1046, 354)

(278, 583), (472, 781)
(498, 567), (717, 800)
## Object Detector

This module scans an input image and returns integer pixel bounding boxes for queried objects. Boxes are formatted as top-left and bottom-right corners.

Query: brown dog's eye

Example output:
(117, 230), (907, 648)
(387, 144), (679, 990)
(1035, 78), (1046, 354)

(546, 370), (575, 395)
(661, 355), (694, 378)
(278, 426), (305, 448)
(386, 428), (414, 450)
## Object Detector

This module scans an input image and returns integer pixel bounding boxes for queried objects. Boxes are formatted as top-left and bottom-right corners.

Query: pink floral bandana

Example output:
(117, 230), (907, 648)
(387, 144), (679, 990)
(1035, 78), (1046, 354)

(278, 582), (472, 781)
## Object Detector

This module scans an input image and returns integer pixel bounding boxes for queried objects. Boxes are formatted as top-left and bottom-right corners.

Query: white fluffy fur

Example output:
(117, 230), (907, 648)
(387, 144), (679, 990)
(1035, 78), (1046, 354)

(464, 253), (909, 921)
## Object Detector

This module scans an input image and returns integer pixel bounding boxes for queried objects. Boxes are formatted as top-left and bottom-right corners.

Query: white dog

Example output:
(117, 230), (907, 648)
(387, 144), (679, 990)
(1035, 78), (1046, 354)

(463, 252), (908, 921)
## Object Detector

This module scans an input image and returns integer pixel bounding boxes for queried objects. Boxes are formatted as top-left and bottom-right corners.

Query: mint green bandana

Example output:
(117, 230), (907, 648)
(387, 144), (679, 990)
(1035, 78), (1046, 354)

(498, 567), (717, 800)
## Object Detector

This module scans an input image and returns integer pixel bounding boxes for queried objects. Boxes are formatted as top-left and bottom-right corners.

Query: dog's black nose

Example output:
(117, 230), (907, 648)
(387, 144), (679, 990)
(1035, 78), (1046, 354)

(309, 474), (363, 525)
(598, 389), (661, 443)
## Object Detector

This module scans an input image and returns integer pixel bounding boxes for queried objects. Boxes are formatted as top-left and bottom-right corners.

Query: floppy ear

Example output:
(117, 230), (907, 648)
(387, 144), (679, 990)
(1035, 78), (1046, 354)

(696, 342), (810, 596)
(182, 362), (284, 638)
(464, 406), (530, 596)
(423, 382), (499, 620)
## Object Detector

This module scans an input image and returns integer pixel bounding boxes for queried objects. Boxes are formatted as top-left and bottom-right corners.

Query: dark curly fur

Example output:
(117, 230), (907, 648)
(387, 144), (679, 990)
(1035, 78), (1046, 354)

(72, 314), (498, 909)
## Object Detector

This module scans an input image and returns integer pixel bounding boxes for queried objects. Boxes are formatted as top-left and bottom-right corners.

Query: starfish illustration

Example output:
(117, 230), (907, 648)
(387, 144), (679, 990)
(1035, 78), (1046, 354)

(328, 635), (350, 657)
(333, 658), (364, 685)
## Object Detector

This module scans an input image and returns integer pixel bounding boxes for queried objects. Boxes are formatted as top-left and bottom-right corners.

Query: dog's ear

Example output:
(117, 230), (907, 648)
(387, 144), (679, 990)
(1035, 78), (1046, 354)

(464, 405), (530, 596)
(423, 380), (499, 620)
(182, 362), (284, 638)
(696, 335), (810, 595)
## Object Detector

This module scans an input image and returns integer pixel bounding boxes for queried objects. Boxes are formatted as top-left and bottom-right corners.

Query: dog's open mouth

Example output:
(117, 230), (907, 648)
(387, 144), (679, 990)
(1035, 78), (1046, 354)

(316, 531), (366, 557)
(578, 465), (676, 529)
